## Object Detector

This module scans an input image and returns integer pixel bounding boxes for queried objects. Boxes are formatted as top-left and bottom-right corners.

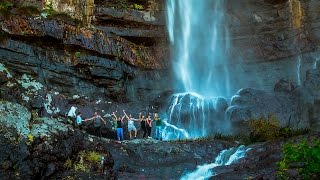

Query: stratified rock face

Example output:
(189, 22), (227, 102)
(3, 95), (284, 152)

(0, 0), (170, 104)
(224, 0), (320, 94)
(0, 101), (31, 136)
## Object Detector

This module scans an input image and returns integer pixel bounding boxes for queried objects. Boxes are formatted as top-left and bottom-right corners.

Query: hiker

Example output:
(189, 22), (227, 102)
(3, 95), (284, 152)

(84, 112), (106, 137)
(146, 113), (152, 138)
(154, 112), (162, 140)
(112, 112), (124, 141)
(67, 106), (77, 125)
(75, 112), (83, 130)
(123, 110), (139, 140)
(139, 113), (147, 138)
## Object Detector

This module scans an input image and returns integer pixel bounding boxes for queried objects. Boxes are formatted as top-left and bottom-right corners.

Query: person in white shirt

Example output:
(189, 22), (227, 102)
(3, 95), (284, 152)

(123, 110), (139, 140)
(67, 106), (77, 125)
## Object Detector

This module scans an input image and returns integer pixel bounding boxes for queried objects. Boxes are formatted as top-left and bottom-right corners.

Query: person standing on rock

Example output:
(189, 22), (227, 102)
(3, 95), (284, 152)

(154, 112), (162, 141)
(146, 113), (152, 138)
(112, 112), (124, 141)
(76, 112), (83, 130)
(123, 110), (139, 140)
(67, 106), (77, 125)
(139, 113), (147, 138)
(84, 112), (106, 137)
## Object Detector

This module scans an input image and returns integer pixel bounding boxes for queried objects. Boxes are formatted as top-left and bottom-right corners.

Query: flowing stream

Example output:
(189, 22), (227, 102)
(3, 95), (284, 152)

(181, 145), (250, 180)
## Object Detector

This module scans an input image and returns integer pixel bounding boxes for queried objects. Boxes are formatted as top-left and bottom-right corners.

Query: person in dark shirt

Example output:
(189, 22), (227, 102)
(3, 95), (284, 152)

(139, 113), (147, 138)
(146, 114), (152, 138)
(84, 112), (106, 137)
(111, 112), (124, 141)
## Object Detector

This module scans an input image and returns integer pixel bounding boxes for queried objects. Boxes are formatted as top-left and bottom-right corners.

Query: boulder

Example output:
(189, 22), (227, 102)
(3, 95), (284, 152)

(274, 78), (295, 93)
(0, 101), (31, 136)
(30, 117), (69, 138)
(226, 88), (309, 131)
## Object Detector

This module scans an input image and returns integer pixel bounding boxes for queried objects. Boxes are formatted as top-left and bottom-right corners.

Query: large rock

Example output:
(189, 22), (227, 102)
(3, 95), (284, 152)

(30, 117), (69, 138)
(225, 88), (310, 131)
(0, 101), (31, 136)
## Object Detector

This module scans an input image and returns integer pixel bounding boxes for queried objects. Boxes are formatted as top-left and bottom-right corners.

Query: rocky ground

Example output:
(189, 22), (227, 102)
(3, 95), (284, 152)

(1, 100), (319, 179)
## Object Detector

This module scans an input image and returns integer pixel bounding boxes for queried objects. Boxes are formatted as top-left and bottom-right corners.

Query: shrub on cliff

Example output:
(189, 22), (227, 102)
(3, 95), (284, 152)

(247, 114), (309, 143)
(278, 139), (320, 179)
(248, 114), (281, 142)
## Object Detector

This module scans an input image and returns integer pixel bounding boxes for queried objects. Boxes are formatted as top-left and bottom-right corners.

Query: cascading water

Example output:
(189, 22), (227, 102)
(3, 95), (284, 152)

(181, 145), (250, 180)
(165, 0), (231, 139)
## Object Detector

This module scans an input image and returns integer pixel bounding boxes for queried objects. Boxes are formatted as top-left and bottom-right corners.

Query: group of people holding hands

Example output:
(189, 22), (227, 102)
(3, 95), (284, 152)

(67, 106), (163, 141)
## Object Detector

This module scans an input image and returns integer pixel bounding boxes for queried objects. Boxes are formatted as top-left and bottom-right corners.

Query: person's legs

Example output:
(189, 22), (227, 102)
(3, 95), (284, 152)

(120, 128), (124, 141)
(116, 128), (121, 141)
(155, 126), (159, 140)
(147, 127), (151, 137)
(142, 127), (147, 138)
(128, 126), (132, 139)
(134, 128), (137, 138)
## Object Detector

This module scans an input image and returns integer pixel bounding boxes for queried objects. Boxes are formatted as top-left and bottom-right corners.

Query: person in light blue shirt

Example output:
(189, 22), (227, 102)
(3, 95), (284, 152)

(75, 112), (83, 130)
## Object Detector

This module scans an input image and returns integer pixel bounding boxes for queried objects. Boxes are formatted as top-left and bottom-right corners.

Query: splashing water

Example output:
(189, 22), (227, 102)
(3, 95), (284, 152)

(181, 145), (250, 180)
(165, 0), (231, 139)
(164, 93), (228, 139)
(162, 120), (190, 140)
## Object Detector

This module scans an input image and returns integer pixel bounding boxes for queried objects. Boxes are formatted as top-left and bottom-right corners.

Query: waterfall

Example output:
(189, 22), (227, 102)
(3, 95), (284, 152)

(181, 145), (250, 180)
(166, 0), (230, 97)
(165, 0), (231, 139)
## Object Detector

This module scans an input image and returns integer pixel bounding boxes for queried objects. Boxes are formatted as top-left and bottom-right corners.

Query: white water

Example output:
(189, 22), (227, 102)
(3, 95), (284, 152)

(165, 0), (231, 139)
(181, 145), (250, 180)
(166, 0), (231, 97)
(297, 55), (302, 85)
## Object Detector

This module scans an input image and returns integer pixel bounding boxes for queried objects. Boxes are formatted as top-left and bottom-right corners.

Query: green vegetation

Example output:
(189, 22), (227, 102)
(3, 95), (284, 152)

(64, 150), (104, 173)
(0, 1), (13, 17)
(278, 139), (320, 179)
(247, 114), (309, 143)
(0, 1), (13, 10)
(41, 2), (55, 18)
(74, 51), (81, 58)
(248, 114), (281, 142)
(131, 4), (144, 10)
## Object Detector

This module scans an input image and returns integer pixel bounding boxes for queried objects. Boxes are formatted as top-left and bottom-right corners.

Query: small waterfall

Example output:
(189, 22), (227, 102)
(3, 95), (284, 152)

(181, 145), (250, 180)
(166, 0), (231, 139)
(297, 55), (302, 85)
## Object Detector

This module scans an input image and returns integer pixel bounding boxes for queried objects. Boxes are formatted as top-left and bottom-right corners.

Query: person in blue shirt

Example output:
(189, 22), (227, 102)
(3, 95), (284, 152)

(75, 112), (83, 130)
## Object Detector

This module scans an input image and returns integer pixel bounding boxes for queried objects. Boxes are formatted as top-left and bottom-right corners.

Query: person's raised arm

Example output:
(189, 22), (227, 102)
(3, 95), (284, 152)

(121, 115), (126, 121)
(111, 112), (117, 119)
(123, 110), (129, 119)
(100, 116), (106, 125)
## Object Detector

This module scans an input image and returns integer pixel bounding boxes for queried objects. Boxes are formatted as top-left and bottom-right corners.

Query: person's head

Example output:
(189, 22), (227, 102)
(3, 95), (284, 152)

(117, 116), (121, 120)
(94, 112), (98, 116)
(142, 115), (145, 119)
(154, 112), (158, 117)
(77, 112), (81, 116)
(129, 114), (132, 118)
